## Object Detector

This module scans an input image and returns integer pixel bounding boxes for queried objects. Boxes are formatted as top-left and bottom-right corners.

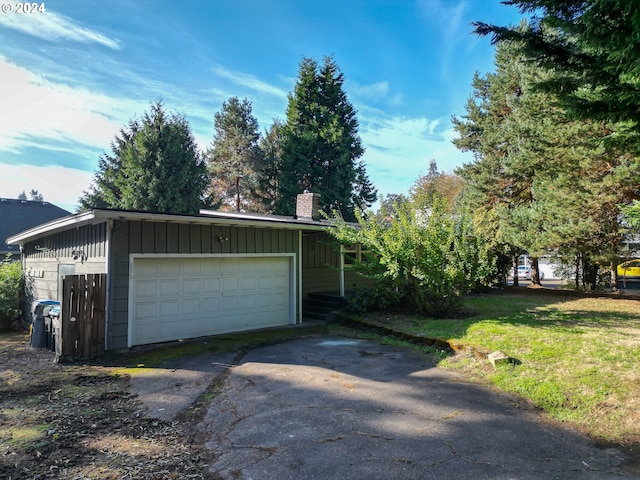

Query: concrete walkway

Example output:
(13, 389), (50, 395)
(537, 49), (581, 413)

(199, 336), (631, 480)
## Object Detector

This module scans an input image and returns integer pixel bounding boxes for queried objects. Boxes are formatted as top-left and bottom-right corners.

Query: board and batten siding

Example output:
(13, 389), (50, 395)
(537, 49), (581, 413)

(22, 223), (108, 305)
(108, 220), (301, 350)
(301, 232), (376, 296)
(301, 232), (341, 296)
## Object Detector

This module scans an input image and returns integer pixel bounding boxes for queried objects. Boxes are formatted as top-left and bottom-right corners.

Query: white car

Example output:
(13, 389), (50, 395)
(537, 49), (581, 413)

(517, 265), (531, 279)
(517, 265), (544, 280)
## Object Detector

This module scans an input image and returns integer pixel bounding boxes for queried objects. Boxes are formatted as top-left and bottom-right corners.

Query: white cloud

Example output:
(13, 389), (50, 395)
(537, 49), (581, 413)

(212, 65), (288, 98)
(359, 113), (472, 197)
(350, 81), (389, 99)
(0, 57), (142, 154)
(0, 8), (120, 49)
(0, 162), (93, 212)
(417, 0), (468, 77)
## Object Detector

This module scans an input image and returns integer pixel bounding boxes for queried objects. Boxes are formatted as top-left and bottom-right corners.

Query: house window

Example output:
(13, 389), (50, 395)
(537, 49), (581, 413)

(341, 244), (371, 268)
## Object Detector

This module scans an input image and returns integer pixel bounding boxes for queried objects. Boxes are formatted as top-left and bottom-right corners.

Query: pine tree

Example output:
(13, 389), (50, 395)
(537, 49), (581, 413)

(206, 97), (263, 212)
(79, 101), (209, 214)
(276, 56), (376, 220)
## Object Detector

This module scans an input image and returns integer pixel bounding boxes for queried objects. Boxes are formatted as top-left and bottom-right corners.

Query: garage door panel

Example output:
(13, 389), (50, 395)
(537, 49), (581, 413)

(136, 260), (158, 277)
(158, 299), (179, 316)
(181, 258), (202, 276)
(203, 278), (220, 293)
(242, 295), (257, 310)
(201, 258), (221, 275)
(222, 260), (239, 275)
(160, 279), (179, 296)
(223, 277), (239, 292)
(272, 274), (289, 289)
(241, 276), (257, 290)
(183, 278), (201, 294)
(239, 260), (257, 274)
(221, 295), (239, 311)
(135, 301), (157, 321)
(257, 276), (273, 290)
(182, 298), (201, 314)
(131, 256), (292, 346)
(203, 296), (220, 311)
(272, 260), (289, 275)
(158, 259), (180, 276)
(136, 279), (157, 297)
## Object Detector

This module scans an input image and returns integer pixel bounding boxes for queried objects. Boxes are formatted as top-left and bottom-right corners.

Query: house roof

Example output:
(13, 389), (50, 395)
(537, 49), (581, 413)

(1, 198), (71, 254)
(7, 207), (331, 246)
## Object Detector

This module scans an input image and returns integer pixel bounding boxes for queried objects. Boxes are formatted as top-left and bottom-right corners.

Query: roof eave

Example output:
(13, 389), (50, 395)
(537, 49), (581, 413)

(7, 209), (329, 245)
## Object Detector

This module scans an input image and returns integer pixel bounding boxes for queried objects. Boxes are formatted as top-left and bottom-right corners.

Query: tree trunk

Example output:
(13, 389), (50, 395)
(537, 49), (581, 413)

(512, 257), (519, 287)
(611, 258), (619, 291)
(530, 257), (541, 286)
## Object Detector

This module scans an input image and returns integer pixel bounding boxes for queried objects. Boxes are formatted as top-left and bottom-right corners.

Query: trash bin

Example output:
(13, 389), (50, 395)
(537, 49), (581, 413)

(31, 300), (60, 349)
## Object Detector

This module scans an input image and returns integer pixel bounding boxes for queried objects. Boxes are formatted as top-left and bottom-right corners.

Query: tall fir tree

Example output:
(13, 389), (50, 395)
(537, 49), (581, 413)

(206, 97), (264, 212)
(454, 32), (629, 288)
(474, 1), (640, 132)
(257, 119), (285, 213)
(79, 101), (209, 214)
(276, 56), (376, 221)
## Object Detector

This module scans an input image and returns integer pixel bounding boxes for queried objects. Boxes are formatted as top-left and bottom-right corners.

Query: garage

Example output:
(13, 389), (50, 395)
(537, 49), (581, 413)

(129, 255), (294, 347)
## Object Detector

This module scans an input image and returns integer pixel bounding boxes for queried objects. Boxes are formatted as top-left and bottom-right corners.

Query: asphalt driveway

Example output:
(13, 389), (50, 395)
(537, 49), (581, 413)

(198, 336), (631, 480)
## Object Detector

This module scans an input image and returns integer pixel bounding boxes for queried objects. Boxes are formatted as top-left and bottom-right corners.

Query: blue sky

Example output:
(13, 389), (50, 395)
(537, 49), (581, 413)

(0, 0), (523, 212)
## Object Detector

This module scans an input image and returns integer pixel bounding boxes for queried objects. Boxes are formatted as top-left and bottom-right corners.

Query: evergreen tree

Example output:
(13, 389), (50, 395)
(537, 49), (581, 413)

(79, 101), (209, 214)
(454, 32), (629, 288)
(257, 119), (286, 213)
(17, 190), (44, 202)
(206, 97), (264, 212)
(276, 56), (376, 220)
(474, 1), (640, 144)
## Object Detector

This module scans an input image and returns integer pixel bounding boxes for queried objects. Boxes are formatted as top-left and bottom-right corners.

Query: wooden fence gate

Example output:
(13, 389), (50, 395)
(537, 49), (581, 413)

(59, 274), (107, 360)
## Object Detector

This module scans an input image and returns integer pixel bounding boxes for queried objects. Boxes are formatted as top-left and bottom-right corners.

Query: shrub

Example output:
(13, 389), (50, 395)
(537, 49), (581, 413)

(329, 199), (493, 317)
(347, 279), (409, 314)
(0, 256), (24, 331)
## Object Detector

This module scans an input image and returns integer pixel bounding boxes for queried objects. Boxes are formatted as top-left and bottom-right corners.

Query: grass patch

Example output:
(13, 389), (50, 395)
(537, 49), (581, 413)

(360, 292), (640, 445)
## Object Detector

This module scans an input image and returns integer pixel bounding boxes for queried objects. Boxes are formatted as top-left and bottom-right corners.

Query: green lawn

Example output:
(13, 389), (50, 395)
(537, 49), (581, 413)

(362, 292), (640, 446)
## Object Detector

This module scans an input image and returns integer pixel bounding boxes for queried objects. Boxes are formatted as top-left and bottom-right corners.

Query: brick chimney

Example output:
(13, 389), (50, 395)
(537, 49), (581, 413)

(296, 192), (322, 221)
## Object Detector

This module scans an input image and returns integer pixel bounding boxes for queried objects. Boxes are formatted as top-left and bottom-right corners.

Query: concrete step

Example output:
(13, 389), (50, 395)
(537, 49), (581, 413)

(303, 293), (346, 320)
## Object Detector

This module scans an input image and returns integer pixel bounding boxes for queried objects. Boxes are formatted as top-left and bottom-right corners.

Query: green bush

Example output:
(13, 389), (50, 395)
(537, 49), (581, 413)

(0, 256), (23, 331)
(347, 280), (408, 314)
(329, 199), (493, 317)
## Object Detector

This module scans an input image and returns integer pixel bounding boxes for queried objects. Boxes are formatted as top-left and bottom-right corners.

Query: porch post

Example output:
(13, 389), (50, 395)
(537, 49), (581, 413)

(339, 245), (345, 297)
(298, 230), (303, 323)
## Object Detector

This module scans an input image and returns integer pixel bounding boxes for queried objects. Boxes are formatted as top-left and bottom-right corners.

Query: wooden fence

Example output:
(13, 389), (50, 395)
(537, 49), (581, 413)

(58, 274), (107, 360)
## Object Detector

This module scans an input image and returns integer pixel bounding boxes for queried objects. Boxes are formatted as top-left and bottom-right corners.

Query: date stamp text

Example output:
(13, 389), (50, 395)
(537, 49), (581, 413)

(1, 3), (46, 14)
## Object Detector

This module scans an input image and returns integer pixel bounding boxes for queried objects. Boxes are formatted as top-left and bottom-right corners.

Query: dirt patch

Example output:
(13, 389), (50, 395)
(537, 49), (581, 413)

(0, 332), (211, 479)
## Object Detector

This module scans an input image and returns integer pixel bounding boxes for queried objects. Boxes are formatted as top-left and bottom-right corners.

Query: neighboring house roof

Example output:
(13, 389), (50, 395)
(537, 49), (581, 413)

(1, 198), (71, 255)
(7, 207), (330, 247)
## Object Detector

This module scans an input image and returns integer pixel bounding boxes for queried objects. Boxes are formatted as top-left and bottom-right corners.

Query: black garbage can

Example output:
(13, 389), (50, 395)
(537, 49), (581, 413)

(31, 300), (60, 349)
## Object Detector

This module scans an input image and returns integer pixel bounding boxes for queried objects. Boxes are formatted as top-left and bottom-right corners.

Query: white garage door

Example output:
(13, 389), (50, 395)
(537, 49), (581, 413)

(130, 256), (292, 346)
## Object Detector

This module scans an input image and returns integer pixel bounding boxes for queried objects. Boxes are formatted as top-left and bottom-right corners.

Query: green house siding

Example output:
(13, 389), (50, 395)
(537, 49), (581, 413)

(22, 223), (108, 306)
